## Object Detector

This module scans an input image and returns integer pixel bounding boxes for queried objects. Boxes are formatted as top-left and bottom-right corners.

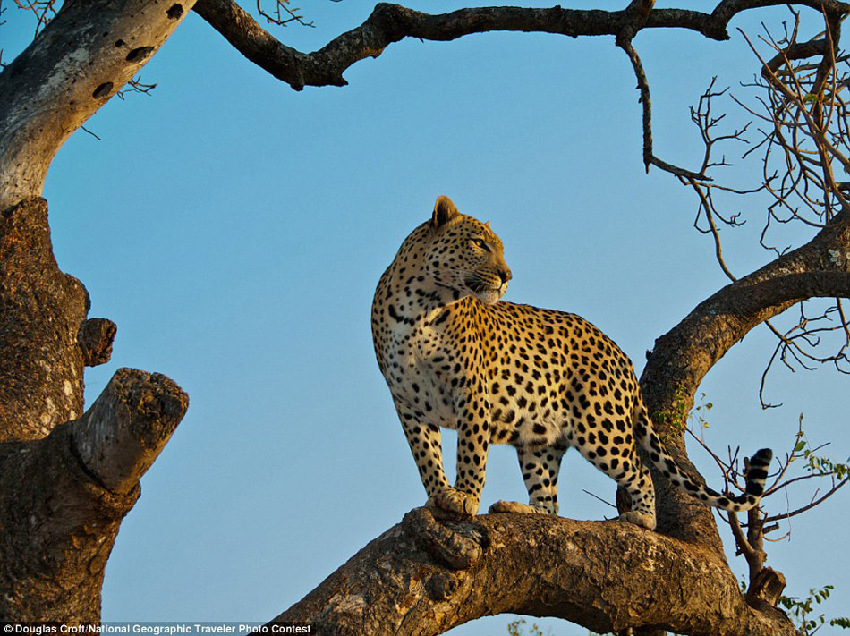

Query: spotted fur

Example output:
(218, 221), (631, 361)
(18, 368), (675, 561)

(371, 196), (772, 530)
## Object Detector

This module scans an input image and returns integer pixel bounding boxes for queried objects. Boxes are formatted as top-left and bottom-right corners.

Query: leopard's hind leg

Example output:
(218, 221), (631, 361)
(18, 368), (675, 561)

(491, 443), (566, 515)
(567, 431), (657, 530)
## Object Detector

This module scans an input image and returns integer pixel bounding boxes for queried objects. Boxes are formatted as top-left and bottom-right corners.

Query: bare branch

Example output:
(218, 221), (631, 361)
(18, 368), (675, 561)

(12, 0), (56, 35)
(582, 488), (618, 510)
(765, 475), (849, 522)
(0, 0), (197, 209)
(0, 369), (188, 620)
(116, 77), (158, 100)
(193, 0), (850, 92)
(255, 0), (313, 28)
(617, 35), (711, 179)
(193, 1), (630, 91)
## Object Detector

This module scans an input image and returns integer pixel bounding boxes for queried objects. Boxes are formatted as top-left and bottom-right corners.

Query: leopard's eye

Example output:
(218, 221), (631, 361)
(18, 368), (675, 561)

(472, 238), (491, 251)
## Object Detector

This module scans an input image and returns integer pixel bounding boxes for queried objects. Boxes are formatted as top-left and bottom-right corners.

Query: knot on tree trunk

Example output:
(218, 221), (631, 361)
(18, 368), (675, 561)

(402, 507), (489, 570)
(78, 318), (117, 367)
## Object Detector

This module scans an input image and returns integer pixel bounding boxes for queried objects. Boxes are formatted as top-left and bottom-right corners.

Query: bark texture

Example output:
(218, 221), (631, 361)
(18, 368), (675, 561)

(78, 318), (118, 368)
(0, 369), (188, 621)
(0, 199), (87, 442)
(0, 0), (197, 209)
(274, 508), (795, 635)
(193, 0), (850, 91)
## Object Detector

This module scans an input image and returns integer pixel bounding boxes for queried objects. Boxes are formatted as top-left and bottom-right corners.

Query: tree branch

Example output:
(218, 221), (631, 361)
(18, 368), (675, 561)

(273, 507), (795, 635)
(0, 0), (197, 209)
(193, 0), (850, 93)
(192, 0), (624, 91)
(4, 0), (849, 630)
(0, 198), (188, 619)
(643, 213), (850, 410)
(71, 368), (189, 495)
(0, 368), (188, 621)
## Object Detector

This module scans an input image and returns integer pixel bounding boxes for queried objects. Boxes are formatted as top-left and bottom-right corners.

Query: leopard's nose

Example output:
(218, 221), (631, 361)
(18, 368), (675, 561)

(500, 269), (512, 284)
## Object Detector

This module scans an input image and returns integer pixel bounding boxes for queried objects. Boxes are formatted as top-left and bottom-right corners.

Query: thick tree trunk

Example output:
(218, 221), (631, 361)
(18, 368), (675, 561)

(0, 0), (197, 620)
(0, 199), (88, 442)
(0, 199), (189, 621)
(0, 371), (187, 621)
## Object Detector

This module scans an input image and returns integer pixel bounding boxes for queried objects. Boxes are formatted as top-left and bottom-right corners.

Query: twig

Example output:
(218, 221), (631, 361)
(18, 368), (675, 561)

(582, 489), (617, 510)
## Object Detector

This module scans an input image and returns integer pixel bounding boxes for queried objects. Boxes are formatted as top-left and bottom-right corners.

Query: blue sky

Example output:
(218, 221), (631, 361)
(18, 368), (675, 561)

(4, 1), (849, 633)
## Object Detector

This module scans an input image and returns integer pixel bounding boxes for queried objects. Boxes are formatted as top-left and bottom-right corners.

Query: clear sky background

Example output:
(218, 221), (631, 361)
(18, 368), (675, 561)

(4, 1), (849, 633)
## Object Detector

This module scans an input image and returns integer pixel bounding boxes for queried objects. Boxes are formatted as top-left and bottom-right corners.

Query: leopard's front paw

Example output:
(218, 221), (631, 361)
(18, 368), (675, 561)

(428, 488), (480, 515)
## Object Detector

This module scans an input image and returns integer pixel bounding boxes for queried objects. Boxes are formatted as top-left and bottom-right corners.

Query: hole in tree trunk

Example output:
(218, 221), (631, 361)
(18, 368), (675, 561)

(92, 82), (114, 99)
(126, 47), (154, 63)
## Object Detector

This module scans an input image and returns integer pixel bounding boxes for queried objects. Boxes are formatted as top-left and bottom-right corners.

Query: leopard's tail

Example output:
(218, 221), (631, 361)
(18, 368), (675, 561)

(633, 399), (772, 512)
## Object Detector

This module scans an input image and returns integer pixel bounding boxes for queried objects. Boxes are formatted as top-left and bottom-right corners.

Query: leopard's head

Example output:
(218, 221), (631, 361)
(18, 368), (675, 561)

(422, 196), (512, 305)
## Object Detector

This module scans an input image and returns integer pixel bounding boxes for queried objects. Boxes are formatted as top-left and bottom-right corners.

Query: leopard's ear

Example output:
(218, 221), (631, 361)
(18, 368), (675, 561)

(430, 196), (460, 231)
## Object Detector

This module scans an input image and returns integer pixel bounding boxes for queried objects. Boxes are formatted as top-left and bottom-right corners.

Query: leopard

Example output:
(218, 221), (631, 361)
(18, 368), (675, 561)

(371, 195), (772, 530)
